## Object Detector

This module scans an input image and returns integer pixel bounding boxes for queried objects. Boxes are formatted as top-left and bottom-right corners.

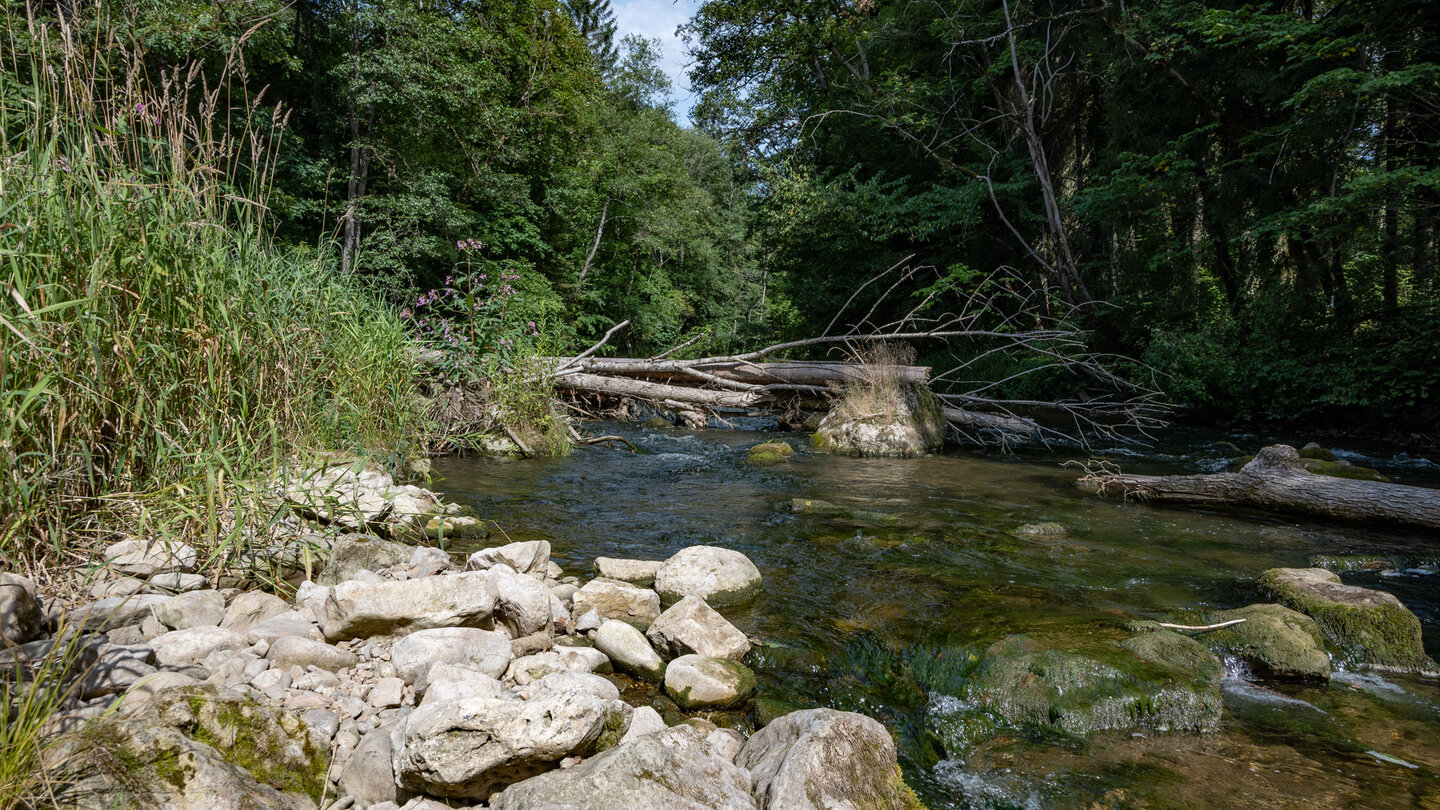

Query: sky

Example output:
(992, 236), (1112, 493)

(612, 0), (701, 124)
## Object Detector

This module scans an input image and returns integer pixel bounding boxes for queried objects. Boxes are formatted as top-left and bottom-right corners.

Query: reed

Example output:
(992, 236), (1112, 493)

(0, 3), (429, 581)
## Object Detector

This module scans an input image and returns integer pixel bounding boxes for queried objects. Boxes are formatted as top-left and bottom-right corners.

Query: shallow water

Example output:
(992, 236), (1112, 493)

(433, 423), (1440, 808)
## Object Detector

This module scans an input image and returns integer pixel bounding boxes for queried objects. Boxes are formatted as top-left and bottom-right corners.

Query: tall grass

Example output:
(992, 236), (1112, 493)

(0, 3), (429, 577)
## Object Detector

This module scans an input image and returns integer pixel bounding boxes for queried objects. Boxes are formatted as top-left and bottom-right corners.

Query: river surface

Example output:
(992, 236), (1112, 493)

(433, 423), (1440, 809)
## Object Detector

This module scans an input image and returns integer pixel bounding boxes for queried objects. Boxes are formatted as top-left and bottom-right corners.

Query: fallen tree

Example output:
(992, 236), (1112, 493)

(547, 261), (1167, 448)
(1078, 444), (1440, 533)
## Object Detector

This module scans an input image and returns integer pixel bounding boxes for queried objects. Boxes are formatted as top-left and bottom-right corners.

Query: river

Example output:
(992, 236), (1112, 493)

(433, 422), (1440, 808)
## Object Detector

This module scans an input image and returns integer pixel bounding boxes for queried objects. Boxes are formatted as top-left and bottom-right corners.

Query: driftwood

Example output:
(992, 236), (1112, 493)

(1080, 444), (1440, 533)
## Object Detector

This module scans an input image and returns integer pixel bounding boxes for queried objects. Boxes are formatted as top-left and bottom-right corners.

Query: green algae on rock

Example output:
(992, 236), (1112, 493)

(1258, 567), (1437, 674)
(746, 440), (796, 467)
(1203, 603), (1331, 682)
(965, 634), (1222, 737)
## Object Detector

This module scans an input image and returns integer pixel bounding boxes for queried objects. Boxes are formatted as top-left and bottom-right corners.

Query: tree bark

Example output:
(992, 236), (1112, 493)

(557, 358), (931, 387)
(1079, 445), (1440, 533)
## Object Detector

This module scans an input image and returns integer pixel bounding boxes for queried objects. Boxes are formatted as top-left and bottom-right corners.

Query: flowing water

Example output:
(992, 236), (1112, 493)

(433, 423), (1440, 809)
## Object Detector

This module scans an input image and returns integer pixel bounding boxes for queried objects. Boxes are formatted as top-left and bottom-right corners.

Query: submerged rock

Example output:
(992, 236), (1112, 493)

(654, 546), (762, 607)
(1204, 603), (1331, 682)
(1259, 567), (1437, 674)
(788, 498), (900, 527)
(965, 634), (1221, 736)
(391, 691), (632, 799)
(736, 708), (925, 810)
(493, 724), (756, 810)
(810, 383), (945, 458)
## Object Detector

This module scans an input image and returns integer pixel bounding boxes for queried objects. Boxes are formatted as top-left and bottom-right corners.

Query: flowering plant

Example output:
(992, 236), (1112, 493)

(403, 238), (542, 383)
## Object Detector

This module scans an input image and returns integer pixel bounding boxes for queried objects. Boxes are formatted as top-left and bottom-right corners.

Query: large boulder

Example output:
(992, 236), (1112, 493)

(317, 534), (413, 586)
(1, 572), (44, 644)
(337, 724), (400, 808)
(422, 662), (513, 705)
(594, 620), (665, 682)
(284, 464), (442, 536)
(390, 691), (632, 799)
(965, 634), (1221, 736)
(72, 684), (325, 810)
(664, 655), (756, 710)
(571, 579), (661, 629)
(653, 546), (762, 608)
(492, 725), (756, 810)
(321, 571), (496, 641)
(391, 627), (513, 687)
(467, 541), (551, 579)
(1204, 603), (1332, 682)
(736, 708), (924, 810)
(647, 595), (750, 661)
(1259, 567), (1437, 674)
(810, 383), (945, 458)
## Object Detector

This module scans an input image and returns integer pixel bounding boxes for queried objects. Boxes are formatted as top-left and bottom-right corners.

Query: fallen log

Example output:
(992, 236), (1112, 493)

(555, 358), (931, 388)
(552, 372), (761, 409)
(944, 406), (1041, 436)
(1078, 444), (1440, 533)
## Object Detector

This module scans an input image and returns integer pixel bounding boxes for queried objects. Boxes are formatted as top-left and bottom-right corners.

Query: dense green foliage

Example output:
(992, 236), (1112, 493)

(684, 0), (1440, 430)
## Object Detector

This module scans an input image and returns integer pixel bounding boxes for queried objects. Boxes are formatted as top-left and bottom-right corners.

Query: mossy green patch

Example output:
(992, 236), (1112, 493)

(1203, 603), (1330, 682)
(1258, 568), (1436, 674)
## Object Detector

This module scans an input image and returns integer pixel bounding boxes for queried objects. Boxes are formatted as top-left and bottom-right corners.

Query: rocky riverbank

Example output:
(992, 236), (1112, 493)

(0, 464), (925, 810)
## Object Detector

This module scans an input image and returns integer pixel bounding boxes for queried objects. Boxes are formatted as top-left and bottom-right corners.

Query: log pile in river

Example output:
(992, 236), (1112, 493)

(1079, 444), (1440, 533)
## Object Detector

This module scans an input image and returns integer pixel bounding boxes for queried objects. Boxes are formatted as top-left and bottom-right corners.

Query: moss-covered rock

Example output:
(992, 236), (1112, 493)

(1299, 442), (1339, 462)
(789, 497), (901, 527)
(964, 634), (1221, 737)
(1258, 567), (1437, 674)
(72, 684), (325, 809)
(1203, 603), (1331, 682)
(1012, 522), (1069, 537)
(746, 440), (796, 467)
(423, 514), (488, 540)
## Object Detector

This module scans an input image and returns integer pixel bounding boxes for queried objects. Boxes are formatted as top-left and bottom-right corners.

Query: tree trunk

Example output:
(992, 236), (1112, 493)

(554, 372), (762, 409)
(557, 358), (931, 387)
(1078, 445), (1440, 533)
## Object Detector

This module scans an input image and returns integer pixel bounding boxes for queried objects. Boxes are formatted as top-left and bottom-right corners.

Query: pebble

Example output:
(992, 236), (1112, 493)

(303, 708), (341, 740)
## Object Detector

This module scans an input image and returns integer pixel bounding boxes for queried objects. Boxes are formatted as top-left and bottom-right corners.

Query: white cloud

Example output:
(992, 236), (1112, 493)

(611, 0), (700, 124)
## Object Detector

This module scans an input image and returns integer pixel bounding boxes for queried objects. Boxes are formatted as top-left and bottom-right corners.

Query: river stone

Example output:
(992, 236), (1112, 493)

(1204, 603), (1332, 682)
(392, 626), (513, 688)
(557, 645), (612, 674)
(466, 540), (551, 579)
(517, 671), (622, 702)
(154, 589), (225, 630)
(90, 576), (150, 600)
(148, 572), (209, 592)
(422, 662), (513, 705)
(338, 722), (400, 808)
(736, 708), (924, 810)
(318, 533), (413, 586)
(266, 636), (358, 672)
(653, 546), (762, 607)
(593, 557), (665, 587)
(571, 578), (661, 629)
(490, 567), (554, 638)
(72, 594), (170, 632)
(390, 691), (633, 799)
(594, 620), (665, 682)
(219, 591), (290, 634)
(1, 572), (44, 644)
(647, 595), (750, 661)
(81, 644), (159, 699)
(1259, 567), (1437, 674)
(966, 634), (1221, 736)
(321, 570), (497, 641)
(246, 612), (324, 645)
(149, 626), (248, 667)
(810, 382), (946, 458)
(492, 724), (756, 810)
(105, 538), (198, 577)
(505, 652), (569, 685)
(745, 441), (795, 467)
(664, 655), (756, 710)
(619, 705), (668, 743)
